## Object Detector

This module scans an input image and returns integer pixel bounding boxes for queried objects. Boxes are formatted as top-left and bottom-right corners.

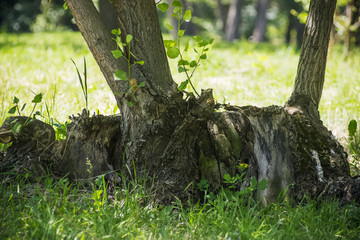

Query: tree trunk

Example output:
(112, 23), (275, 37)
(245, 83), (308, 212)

(251, 0), (270, 42)
(98, 0), (119, 32)
(217, 0), (228, 34)
(285, 0), (305, 49)
(286, 0), (337, 121)
(2, 0), (360, 205)
(224, 0), (243, 42)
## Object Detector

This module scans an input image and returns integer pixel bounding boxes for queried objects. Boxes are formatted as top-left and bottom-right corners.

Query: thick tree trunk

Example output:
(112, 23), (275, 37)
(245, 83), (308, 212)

(251, 0), (270, 42)
(98, 0), (118, 32)
(286, 0), (337, 121)
(224, 0), (243, 41)
(2, 0), (360, 206)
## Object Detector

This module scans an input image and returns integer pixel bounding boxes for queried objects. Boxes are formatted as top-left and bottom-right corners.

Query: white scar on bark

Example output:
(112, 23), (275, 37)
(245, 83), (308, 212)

(311, 150), (324, 182)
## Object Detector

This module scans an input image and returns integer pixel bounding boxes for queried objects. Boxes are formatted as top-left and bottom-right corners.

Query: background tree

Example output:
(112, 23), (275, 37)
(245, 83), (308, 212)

(251, 0), (270, 42)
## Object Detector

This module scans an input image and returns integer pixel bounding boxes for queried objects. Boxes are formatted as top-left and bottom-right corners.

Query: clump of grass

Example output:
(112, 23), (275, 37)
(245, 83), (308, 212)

(1, 171), (359, 239)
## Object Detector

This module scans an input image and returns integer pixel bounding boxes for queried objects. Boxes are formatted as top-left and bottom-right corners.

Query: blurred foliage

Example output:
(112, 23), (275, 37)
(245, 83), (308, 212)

(0, 0), (76, 33)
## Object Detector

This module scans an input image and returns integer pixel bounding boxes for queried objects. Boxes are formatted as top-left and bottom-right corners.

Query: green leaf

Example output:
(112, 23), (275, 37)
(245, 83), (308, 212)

(348, 119), (357, 137)
(250, 178), (258, 187)
(178, 80), (188, 91)
(223, 174), (231, 181)
(127, 101), (134, 107)
(111, 49), (123, 59)
(200, 53), (207, 60)
(32, 93), (43, 103)
(114, 70), (128, 81)
(178, 30), (185, 37)
(13, 96), (19, 104)
(116, 36), (122, 44)
(198, 40), (209, 47)
(166, 24), (174, 31)
(184, 10), (192, 22)
(178, 66), (188, 73)
(135, 61), (144, 65)
(157, 3), (169, 12)
(178, 59), (189, 66)
(184, 40), (190, 51)
(171, 12), (178, 17)
(126, 34), (133, 44)
(8, 106), (16, 114)
(258, 179), (267, 191)
(172, 0), (182, 8)
(167, 47), (180, 59)
(164, 40), (176, 49)
(138, 81), (145, 88)
(111, 29), (121, 35)
(193, 35), (202, 42)
(20, 103), (26, 111)
(190, 60), (197, 67)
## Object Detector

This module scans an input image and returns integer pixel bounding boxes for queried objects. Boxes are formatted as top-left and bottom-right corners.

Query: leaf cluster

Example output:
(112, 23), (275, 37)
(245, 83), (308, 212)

(158, 0), (214, 97)
(111, 28), (145, 106)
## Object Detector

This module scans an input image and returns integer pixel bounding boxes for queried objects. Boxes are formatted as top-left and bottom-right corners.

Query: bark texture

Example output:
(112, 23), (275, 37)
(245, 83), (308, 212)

(287, 0), (337, 120)
(2, 0), (359, 207)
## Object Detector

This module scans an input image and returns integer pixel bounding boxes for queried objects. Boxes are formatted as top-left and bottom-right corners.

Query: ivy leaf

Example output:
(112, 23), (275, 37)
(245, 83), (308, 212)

(157, 2), (169, 12)
(13, 96), (19, 104)
(111, 49), (123, 59)
(178, 80), (188, 91)
(8, 106), (16, 114)
(348, 119), (357, 137)
(184, 10), (192, 22)
(167, 47), (180, 59)
(126, 34), (133, 44)
(114, 70), (127, 81)
(32, 93), (43, 103)
(172, 0), (182, 8)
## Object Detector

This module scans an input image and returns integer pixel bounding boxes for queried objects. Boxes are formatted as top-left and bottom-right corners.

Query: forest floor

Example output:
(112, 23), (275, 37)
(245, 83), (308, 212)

(0, 32), (360, 239)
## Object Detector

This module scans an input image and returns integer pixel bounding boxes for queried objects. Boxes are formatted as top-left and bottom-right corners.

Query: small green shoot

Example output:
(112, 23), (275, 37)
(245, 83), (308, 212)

(71, 57), (88, 111)
(111, 28), (145, 106)
(160, 0), (214, 97)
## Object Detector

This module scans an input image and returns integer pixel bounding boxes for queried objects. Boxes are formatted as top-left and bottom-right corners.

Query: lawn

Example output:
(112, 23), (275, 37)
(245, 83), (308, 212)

(0, 32), (360, 239)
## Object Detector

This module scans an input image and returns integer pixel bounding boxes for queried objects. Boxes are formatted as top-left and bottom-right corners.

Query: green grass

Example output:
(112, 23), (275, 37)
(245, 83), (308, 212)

(1, 32), (360, 238)
(1, 173), (359, 239)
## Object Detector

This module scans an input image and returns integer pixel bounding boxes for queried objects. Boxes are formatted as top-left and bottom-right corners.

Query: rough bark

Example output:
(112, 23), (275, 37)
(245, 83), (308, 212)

(251, 0), (270, 42)
(2, 0), (360, 206)
(286, 0), (337, 121)
(98, 0), (118, 32)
